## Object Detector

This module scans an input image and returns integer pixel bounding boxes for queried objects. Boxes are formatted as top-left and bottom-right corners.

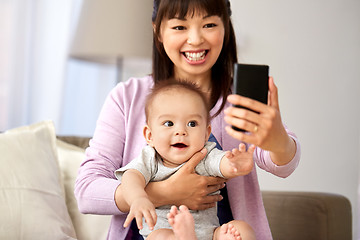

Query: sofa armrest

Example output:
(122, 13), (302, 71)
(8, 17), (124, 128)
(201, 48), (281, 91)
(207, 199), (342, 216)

(262, 191), (352, 240)
(57, 136), (91, 149)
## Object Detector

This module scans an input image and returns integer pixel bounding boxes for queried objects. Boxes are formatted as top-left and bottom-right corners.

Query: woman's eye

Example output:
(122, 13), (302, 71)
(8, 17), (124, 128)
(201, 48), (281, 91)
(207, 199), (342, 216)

(204, 23), (217, 28)
(173, 26), (185, 30)
(187, 121), (197, 127)
(164, 121), (174, 127)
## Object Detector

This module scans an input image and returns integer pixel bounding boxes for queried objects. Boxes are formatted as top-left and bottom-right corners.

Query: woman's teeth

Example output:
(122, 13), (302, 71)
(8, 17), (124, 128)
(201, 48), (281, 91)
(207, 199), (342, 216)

(184, 51), (206, 61)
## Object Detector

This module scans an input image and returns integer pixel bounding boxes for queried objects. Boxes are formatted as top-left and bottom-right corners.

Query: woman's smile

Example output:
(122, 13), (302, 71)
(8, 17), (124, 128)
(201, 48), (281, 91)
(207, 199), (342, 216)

(182, 50), (208, 63)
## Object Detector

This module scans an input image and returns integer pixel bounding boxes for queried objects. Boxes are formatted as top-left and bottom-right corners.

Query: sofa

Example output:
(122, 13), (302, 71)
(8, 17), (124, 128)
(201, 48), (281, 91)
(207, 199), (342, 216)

(0, 121), (352, 240)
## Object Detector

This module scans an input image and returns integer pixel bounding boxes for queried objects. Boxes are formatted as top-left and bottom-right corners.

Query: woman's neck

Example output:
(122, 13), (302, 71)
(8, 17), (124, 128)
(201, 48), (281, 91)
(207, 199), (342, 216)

(174, 70), (212, 101)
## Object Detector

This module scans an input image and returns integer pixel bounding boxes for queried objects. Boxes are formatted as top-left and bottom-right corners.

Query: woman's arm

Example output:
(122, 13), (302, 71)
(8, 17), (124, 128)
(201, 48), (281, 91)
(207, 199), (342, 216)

(75, 83), (132, 216)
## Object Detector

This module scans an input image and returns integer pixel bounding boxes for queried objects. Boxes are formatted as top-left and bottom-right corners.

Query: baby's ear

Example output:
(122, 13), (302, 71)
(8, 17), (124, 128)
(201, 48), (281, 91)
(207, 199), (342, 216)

(205, 124), (212, 141)
(143, 125), (154, 146)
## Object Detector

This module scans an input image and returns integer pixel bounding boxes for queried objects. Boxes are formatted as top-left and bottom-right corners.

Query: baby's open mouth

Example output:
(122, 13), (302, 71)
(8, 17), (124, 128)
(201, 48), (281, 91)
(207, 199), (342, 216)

(183, 50), (208, 61)
(171, 143), (188, 148)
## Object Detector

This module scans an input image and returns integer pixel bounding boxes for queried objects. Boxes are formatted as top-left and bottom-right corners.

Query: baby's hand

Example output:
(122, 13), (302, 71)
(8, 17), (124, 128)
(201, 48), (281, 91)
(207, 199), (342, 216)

(123, 197), (157, 231)
(225, 143), (255, 176)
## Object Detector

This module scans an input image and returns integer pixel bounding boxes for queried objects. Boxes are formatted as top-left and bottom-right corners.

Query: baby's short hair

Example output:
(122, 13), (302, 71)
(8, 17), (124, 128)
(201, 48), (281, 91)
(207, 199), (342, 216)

(145, 78), (211, 124)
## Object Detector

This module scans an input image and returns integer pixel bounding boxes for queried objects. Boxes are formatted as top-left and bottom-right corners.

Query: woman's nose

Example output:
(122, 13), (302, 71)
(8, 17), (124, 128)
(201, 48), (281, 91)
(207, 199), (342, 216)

(187, 29), (203, 45)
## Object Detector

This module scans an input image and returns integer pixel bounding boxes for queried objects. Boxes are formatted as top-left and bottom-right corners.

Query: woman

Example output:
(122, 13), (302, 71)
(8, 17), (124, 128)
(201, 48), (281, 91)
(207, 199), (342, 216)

(75, 0), (300, 239)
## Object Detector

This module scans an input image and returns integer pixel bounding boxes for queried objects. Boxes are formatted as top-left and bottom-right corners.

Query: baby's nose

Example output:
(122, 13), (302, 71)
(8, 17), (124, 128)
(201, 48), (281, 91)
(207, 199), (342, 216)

(175, 128), (187, 136)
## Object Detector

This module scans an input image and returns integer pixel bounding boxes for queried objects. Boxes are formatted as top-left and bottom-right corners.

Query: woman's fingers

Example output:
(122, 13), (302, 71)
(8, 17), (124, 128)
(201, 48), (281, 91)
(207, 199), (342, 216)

(225, 125), (255, 142)
(224, 114), (259, 133)
(165, 148), (226, 211)
(227, 94), (267, 115)
(268, 77), (279, 110)
(205, 181), (225, 195)
(194, 195), (221, 210)
(224, 97), (264, 134)
(181, 147), (207, 172)
(205, 175), (226, 186)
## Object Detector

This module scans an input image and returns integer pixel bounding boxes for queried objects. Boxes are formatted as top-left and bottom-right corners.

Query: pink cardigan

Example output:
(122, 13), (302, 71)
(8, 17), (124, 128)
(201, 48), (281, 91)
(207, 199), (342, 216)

(75, 75), (301, 240)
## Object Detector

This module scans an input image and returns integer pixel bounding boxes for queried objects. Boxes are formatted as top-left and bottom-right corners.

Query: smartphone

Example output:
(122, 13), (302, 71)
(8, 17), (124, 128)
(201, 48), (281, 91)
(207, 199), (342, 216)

(232, 63), (269, 132)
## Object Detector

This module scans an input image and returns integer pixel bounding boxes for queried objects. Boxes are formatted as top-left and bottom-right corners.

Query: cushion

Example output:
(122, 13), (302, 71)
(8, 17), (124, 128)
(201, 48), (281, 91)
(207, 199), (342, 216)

(57, 139), (111, 240)
(0, 121), (76, 239)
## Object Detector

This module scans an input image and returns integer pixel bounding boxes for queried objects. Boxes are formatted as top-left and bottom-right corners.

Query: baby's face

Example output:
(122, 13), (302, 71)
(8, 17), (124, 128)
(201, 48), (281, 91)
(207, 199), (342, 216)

(144, 89), (211, 167)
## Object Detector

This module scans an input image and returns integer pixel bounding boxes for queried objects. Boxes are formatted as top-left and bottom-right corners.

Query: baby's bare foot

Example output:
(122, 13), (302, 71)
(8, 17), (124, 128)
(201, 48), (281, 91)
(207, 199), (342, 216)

(167, 205), (197, 240)
(218, 223), (242, 240)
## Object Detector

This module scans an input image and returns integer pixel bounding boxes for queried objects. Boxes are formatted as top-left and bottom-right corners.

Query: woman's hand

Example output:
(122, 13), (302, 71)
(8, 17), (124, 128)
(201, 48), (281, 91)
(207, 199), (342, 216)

(145, 148), (226, 210)
(224, 77), (296, 165)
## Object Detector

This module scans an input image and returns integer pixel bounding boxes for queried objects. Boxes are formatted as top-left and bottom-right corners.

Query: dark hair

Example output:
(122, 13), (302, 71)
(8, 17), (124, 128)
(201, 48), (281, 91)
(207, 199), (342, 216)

(151, 0), (237, 117)
(145, 78), (211, 124)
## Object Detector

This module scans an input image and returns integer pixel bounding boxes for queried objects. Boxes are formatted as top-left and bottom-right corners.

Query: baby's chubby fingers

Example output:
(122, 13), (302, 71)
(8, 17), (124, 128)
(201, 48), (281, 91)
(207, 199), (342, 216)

(235, 143), (255, 155)
(151, 209), (157, 224)
(123, 213), (134, 228)
(227, 143), (248, 159)
(225, 151), (234, 159)
(232, 148), (240, 156)
(238, 143), (247, 152)
(143, 210), (157, 230)
(247, 144), (256, 154)
(135, 213), (144, 230)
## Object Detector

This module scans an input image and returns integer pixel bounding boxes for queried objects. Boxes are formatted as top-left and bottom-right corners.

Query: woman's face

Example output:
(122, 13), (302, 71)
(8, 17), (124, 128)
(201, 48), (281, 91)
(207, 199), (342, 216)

(159, 11), (225, 84)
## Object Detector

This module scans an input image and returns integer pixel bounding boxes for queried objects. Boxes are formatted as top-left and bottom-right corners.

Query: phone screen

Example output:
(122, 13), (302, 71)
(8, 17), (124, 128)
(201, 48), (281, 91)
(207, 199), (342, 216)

(232, 63), (269, 131)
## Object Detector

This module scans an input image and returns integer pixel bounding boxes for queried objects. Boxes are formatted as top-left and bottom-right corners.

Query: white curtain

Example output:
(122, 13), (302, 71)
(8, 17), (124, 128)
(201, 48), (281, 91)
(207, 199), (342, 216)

(0, 0), (152, 136)
(0, 0), (77, 132)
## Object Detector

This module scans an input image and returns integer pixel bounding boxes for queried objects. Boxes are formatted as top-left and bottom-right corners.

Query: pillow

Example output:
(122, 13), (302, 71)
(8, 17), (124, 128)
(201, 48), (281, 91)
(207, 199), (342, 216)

(0, 121), (76, 239)
(57, 139), (111, 240)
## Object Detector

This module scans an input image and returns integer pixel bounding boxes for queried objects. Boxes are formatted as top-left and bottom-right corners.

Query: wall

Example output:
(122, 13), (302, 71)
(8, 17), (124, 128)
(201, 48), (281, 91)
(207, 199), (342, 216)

(231, 0), (360, 238)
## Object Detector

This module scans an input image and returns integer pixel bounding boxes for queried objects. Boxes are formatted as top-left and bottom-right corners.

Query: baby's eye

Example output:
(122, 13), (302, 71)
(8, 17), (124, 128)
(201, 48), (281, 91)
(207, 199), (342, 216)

(164, 121), (174, 127)
(187, 121), (197, 127)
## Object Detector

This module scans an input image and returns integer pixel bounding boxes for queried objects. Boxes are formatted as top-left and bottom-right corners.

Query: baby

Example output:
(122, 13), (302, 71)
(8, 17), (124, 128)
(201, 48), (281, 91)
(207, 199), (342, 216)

(115, 80), (256, 240)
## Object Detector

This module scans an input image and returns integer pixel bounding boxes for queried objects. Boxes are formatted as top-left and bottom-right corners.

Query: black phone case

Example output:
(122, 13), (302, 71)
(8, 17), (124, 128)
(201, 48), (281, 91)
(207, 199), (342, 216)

(232, 63), (269, 132)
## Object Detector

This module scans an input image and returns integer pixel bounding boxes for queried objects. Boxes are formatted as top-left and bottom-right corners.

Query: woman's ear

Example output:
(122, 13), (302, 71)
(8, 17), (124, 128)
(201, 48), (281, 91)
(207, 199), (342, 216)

(143, 125), (154, 146)
(153, 23), (162, 43)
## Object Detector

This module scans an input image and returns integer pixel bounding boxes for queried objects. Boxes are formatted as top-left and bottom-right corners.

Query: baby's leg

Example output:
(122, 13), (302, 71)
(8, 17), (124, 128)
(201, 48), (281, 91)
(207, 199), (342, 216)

(213, 220), (255, 240)
(167, 205), (197, 240)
